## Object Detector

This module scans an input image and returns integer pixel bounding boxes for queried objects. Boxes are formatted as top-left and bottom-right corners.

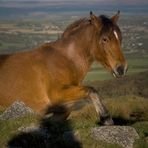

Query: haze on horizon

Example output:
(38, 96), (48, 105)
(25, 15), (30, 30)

(0, 0), (148, 5)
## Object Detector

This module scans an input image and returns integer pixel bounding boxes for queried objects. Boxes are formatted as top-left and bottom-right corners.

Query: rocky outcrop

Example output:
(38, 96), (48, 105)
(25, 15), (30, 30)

(0, 101), (36, 120)
(91, 126), (139, 148)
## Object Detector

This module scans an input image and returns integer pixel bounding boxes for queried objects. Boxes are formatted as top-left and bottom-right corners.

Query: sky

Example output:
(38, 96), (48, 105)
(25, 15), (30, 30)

(0, 0), (147, 8)
(0, 0), (148, 4)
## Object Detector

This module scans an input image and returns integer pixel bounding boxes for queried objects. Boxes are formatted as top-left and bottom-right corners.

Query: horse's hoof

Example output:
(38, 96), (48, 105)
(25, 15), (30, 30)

(103, 118), (114, 126)
(100, 115), (114, 126)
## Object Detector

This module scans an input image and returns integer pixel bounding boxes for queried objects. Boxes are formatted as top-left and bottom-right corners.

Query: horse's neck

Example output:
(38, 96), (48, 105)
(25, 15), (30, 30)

(65, 41), (93, 80)
(56, 26), (95, 81)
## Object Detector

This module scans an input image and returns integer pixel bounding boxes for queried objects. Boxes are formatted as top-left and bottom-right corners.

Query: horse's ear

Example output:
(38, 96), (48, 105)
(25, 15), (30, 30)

(90, 11), (101, 28)
(111, 10), (120, 23)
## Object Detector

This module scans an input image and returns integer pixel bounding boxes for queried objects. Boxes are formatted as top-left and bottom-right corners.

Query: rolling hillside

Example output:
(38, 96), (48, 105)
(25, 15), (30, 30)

(91, 70), (148, 98)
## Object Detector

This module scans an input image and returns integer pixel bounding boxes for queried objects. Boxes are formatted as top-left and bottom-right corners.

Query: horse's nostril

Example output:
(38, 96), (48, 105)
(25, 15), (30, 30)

(116, 65), (124, 75)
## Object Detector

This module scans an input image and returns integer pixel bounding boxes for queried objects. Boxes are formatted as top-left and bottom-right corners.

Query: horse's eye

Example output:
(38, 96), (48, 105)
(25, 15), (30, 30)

(102, 38), (108, 43)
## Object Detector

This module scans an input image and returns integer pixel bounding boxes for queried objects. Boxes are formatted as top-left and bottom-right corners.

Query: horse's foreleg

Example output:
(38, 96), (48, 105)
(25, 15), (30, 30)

(58, 86), (113, 125)
(89, 88), (114, 125)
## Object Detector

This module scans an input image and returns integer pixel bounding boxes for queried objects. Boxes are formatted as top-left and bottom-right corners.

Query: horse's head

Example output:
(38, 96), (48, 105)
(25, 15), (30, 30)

(90, 11), (128, 78)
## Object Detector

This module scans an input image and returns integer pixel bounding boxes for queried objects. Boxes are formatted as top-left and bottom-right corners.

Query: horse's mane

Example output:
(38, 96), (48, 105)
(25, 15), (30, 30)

(61, 18), (90, 38)
(61, 15), (116, 38)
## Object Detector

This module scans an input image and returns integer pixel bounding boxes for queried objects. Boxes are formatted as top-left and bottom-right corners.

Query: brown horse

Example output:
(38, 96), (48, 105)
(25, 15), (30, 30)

(0, 11), (127, 125)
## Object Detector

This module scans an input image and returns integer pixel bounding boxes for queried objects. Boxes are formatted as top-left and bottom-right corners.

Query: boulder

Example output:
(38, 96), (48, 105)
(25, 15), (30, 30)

(91, 126), (139, 148)
(0, 100), (36, 120)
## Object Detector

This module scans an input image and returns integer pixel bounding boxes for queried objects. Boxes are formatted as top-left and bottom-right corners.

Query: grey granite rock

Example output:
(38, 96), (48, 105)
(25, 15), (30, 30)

(91, 126), (139, 148)
(0, 100), (36, 120)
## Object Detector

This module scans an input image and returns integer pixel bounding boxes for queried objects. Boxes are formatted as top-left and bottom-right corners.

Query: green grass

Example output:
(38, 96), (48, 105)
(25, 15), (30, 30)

(133, 122), (148, 148)
(127, 57), (148, 68)
(0, 115), (39, 147)
(84, 70), (112, 82)
(84, 56), (148, 82)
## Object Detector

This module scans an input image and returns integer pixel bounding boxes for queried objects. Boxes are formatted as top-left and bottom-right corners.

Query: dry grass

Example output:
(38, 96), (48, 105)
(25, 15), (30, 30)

(104, 96), (148, 121)
(69, 95), (148, 124)
(69, 104), (98, 121)
(90, 70), (148, 98)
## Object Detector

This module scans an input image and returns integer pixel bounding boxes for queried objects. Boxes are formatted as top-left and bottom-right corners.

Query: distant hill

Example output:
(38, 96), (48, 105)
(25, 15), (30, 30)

(0, 0), (148, 17)
(91, 70), (148, 98)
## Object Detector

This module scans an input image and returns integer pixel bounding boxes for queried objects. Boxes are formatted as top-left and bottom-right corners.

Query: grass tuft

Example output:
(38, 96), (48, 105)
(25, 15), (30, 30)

(104, 96), (148, 122)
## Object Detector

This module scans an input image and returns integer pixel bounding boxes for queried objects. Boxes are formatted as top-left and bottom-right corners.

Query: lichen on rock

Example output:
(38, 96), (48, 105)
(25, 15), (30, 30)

(91, 126), (139, 148)
(0, 100), (36, 120)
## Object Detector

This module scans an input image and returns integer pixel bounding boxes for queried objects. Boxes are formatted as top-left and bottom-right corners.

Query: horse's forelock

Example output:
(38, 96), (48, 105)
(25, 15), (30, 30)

(99, 15), (115, 36)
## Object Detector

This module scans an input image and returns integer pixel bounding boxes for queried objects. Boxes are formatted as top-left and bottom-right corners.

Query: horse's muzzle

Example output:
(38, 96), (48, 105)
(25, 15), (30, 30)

(112, 65), (128, 78)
